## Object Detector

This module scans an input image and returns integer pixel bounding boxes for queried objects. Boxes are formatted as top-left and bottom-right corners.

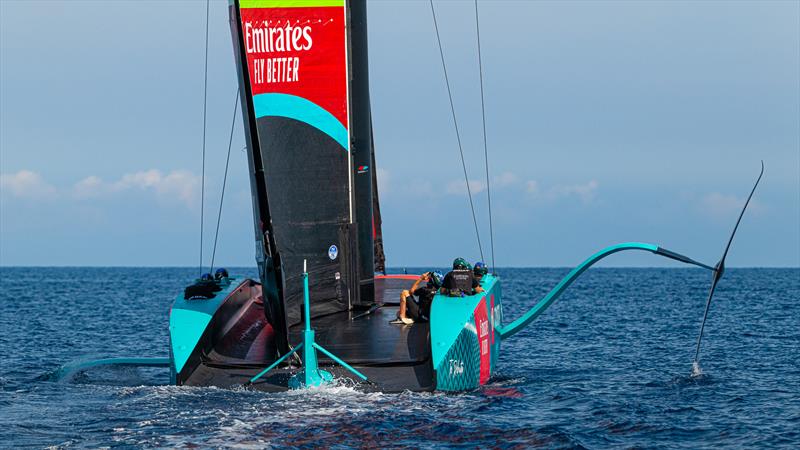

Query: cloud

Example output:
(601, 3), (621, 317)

(72, 169), (200, 207)
(73, 175), (103, 198)
(0, 170), (56, 198)
(494, 171), (518, 188)
(700, 192), (764, 218)
(526, 179), (599, 203)
(376, 168), (390, 194)
(446, 179), (486, 195)
(445, 172), (517, 195)
(550, 180), (599, 203)
(373, 168), (433, 196)
(118, 169), (199, 206)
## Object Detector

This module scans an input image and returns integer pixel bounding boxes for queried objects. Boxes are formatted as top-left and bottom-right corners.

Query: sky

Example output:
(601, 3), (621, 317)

(1, 0), (798, 268)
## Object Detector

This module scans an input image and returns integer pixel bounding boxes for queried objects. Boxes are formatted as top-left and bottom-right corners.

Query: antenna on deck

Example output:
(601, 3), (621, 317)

(247, 259), (368, 389)
(198, 0), (210, 276)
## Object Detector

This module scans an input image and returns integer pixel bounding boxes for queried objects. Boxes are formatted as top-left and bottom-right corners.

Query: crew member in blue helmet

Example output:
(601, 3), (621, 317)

(393, 271), (443, 325)
(214, 267), (230, 282)
(441, 257), (484, 297)
(473, 261), (488, 282)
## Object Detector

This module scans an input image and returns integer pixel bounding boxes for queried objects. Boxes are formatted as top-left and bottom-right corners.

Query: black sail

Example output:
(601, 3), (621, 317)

(229, 0), (361, 331)
(349, 0), (377, 303)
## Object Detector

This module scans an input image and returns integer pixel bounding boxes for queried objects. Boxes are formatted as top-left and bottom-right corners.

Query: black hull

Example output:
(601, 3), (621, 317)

(174, 277), (435, 392)
(186, 357), (435, 393)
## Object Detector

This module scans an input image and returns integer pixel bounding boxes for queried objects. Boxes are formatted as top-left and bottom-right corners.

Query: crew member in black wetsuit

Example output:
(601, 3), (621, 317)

(441, 257), (484, 297)
(394, 271), (443, 325)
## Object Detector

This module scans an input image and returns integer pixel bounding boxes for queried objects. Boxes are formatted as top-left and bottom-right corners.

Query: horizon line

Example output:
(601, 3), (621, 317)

(0, 265), (797, 269)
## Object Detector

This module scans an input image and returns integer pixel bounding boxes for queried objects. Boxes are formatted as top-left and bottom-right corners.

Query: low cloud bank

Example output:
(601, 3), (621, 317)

(0, 170), (56, 198)
(2, 169), (200, 208)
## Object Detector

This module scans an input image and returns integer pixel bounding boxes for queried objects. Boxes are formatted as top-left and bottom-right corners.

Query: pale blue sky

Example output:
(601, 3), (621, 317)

(1, 0), (798, 267)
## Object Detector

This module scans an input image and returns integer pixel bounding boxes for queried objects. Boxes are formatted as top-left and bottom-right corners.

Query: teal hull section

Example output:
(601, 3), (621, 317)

(169, 278), (244, 377)
(430, 274), (502, 392)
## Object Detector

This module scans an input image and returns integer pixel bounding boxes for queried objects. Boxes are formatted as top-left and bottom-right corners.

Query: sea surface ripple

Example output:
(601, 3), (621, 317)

(0, 267), (798, 448)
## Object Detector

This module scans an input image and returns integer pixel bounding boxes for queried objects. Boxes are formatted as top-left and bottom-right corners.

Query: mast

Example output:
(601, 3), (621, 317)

(348, 0), (377, 302)
(228, 0), (288, 355)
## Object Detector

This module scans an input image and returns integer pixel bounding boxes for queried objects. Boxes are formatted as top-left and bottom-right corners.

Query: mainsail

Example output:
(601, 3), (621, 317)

(229, 0), (376, 340)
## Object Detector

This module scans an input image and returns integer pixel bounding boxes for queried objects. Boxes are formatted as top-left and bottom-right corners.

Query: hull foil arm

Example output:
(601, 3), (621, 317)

(496, 242), (715, 339)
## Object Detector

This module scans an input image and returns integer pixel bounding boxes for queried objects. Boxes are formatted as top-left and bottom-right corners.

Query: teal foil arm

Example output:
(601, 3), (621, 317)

(497, 242), (661, 339)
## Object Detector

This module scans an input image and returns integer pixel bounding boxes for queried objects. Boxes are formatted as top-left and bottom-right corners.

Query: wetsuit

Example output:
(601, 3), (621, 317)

(407, 286), (436, 321)
(442, 269), (480, 296)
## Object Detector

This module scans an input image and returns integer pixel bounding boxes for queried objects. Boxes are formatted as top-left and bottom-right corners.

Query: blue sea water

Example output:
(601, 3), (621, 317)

(0, 267), (798, 448)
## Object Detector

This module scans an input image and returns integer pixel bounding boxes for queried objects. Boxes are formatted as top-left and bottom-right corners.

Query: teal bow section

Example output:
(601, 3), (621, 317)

(170, 279), (242, 374)
(252, 93), (349, 150)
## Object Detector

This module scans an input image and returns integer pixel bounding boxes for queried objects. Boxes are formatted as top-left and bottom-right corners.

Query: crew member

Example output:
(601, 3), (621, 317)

(441, 257), (484, 297)
(394, 271), (443, 325)
(473, 261), (488, 282)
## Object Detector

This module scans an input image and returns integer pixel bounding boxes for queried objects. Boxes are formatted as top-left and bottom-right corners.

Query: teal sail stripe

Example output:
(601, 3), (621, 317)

(252, 93), (348, 150)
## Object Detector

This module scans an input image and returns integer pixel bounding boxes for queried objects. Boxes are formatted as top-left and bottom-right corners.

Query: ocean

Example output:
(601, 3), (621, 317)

(0, 267), (797, 448)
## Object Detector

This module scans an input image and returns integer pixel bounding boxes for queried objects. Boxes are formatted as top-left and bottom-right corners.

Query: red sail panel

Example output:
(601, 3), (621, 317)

(239, 3), (348, 128)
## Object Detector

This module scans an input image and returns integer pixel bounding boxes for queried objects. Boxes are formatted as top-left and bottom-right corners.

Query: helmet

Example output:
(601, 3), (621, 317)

(200, 273), (214, 282)
(428, 271), (444, 289)
(452, 257), (470, 270)
(474, 262), (488, 277)
(214, 268), (229, 280)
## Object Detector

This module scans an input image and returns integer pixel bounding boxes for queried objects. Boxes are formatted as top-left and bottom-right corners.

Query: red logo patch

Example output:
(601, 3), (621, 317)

(474, 297), (491, 384)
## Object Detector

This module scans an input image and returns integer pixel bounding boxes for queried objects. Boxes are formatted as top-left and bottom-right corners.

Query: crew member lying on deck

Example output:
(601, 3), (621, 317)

(393, 271), (443, 325)
(441, 257), (484, 297)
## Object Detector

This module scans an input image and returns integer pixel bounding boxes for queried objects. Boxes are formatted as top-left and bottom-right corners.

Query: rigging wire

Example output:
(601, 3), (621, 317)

(474, 0), (496, 272)
(429, 0), (485, 263)
(210, 87), (241, 273)
(199, 0), (210, 276)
